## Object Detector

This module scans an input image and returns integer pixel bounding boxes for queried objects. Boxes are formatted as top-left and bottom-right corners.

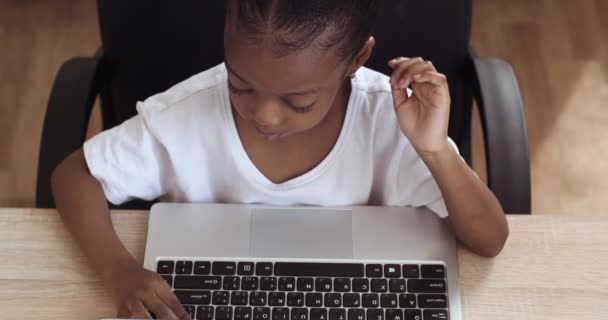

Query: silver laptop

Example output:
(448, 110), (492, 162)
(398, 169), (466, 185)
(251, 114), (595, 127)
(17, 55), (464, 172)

(138, 203), (461, 320)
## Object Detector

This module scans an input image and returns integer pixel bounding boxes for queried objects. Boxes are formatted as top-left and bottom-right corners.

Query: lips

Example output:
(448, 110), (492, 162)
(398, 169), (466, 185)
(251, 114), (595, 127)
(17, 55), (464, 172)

(255, 127), (285, 141)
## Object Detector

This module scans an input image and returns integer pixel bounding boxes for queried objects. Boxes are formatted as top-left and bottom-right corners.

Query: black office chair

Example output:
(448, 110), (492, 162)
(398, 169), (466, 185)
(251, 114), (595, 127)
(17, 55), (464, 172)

(37, 0), (531, 214)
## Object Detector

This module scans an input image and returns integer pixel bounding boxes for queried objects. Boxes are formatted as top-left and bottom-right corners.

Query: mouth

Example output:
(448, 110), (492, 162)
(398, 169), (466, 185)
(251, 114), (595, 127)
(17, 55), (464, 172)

(255, 127), (286, 141)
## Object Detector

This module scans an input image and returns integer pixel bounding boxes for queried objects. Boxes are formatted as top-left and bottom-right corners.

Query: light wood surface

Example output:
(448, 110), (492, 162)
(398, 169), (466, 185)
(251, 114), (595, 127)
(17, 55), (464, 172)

(1, 1), (607, 214)
(0, 208), (607, 319)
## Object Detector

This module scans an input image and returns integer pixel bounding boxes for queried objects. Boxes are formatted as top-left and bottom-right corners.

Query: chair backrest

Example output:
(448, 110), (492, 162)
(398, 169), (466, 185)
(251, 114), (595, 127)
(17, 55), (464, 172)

(97, 1), (226, 127)
(97, 0), (474, 159)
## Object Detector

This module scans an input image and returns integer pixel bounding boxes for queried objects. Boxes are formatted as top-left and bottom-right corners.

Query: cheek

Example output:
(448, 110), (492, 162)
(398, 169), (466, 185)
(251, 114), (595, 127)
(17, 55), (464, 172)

(229, 95), (254, 118)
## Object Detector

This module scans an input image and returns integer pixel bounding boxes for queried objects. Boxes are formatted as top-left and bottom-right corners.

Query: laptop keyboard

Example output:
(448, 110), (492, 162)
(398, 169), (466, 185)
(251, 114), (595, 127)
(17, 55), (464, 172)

(157, 259), (449, 320)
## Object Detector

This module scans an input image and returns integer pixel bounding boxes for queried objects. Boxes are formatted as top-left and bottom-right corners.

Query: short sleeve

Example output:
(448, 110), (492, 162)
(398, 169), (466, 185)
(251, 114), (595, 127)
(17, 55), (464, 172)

(391, 139), (462, 219)
(83, 109), (169, 205)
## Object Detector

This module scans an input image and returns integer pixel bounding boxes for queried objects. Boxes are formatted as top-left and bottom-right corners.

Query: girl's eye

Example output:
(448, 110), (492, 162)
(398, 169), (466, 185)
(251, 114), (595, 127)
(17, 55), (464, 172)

(229, 79), (314, 114)
(287, 103), (314, 114)
(227, 80), (251, 96)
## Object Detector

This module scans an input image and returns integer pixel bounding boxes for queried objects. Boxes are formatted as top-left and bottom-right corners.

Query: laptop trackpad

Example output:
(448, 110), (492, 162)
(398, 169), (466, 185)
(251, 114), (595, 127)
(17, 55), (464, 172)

(250, 208), (353, 259)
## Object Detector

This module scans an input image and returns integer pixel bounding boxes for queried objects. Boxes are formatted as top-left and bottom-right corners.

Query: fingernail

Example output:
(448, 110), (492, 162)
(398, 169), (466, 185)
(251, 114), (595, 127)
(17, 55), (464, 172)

(414, 74), (421, 79)
(399, 80), (406, 88)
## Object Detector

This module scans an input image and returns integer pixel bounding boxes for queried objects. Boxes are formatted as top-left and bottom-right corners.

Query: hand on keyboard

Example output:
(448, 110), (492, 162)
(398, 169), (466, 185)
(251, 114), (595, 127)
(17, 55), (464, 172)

(106, 261), (192, 320)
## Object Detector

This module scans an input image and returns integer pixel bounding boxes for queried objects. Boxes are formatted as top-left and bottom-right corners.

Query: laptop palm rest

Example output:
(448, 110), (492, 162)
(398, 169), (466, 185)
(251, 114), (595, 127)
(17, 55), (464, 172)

(249, 208), (354, 259)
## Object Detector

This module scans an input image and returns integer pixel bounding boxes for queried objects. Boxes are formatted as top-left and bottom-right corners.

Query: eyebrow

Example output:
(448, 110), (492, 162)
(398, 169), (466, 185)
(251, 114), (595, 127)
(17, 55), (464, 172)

(225, 60), (320, 97)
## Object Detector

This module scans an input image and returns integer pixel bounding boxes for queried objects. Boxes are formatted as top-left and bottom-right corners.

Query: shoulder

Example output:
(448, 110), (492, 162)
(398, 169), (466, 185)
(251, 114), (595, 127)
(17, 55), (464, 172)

(350, 67), (411, 153)
(132, 63), (229, 138)
(136, 63), (228, 122)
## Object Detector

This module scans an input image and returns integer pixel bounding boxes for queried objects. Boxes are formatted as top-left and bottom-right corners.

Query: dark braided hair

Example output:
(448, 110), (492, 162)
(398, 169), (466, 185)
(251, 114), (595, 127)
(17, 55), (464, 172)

(226, 0), (380, 60)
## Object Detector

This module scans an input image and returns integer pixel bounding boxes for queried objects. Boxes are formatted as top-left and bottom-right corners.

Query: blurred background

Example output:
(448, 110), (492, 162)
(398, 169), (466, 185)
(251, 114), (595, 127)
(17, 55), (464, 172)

(1, 0), (607, 215)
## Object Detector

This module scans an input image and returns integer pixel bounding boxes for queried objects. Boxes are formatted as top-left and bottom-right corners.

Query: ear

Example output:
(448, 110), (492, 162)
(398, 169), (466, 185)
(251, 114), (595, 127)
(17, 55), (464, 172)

(347, 36), (376, 77)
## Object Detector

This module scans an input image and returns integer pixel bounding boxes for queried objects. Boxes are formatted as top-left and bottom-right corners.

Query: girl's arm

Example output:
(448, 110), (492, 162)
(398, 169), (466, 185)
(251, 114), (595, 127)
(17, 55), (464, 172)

(420, 144), (508, 257)
(387, 56), (508, 257)
(52, 148), (190, 319)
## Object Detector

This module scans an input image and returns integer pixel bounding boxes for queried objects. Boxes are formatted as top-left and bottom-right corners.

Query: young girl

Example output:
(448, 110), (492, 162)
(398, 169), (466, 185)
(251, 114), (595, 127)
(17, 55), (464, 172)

(52, 1), (508, 319)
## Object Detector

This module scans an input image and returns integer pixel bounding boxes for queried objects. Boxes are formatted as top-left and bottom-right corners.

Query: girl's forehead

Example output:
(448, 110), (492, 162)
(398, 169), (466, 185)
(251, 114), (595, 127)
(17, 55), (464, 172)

(224, 33), (347, 90)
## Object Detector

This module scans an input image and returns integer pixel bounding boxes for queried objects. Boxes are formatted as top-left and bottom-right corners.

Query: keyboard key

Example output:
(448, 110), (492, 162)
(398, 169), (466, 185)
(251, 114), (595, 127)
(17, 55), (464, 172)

(371, 279), (388, 292)
(324, 293), (342, 307)
(421, 265), (445, 278)
(399, 294), (417, 308)
(157, 260), (174, 274)
(274, 263), (364, 277)
(362, 293), (379, 308)
(385, 309), (402, 320)
(184, 305), (196, 318)
(388, 279), (406, 293)
(291, 308), (309, 320)
(250, 291), (268, 306)
(343, 293), (361, 307)
(197, 306), (214, 320)
(310, 308), (328, 320)
(329, 308), (346, 320)
(272, 307), (290, 320)
(231, 291), (249, 305)
(287, 292), (305, 306)
(367, 309), (384, 320)
(213, 291), (230, 305)
(422, 310), (448, 320)
(176, 261), (193, 274)
(235, 307), (253, 320)
(269, 292), (286, 306)
(238, 262), (255, 275)
(347, 309), (365, 320)
(418, 294), (448, 308)
(352, 279), (369, 292)
(306, 293), (323, 307)
(253, 307), (271, 320)
(380, 294), (398, 308)
(384, 265), (401, 278)
(279, 277), (296, 291)
(174, 290), (211, 305)
(334, 278), (351, 292)
(174, 275), (221, 289)
(216, 306), (233, 320)
(316, 278), (332, 292)
(366, 264), (383, 278)
(224, 276), (241, 290)
(161, 275), (173, 287)
(408, 279), (446, 293)
(242, 276), (259, 290)
(261, 277), (277, 291)
(213, 262), (237, 275)
(194, 261), (211, 275)
(298, 277), (315, 291)
(257, 262), (273, 276)
(402, 265), (419, 278)
(404, 309), (421, 320)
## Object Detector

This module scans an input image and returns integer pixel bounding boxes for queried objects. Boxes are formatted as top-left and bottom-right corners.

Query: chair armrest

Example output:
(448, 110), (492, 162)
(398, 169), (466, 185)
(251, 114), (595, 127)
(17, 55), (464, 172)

(469, 51), (531, 214)
(36, 56), (102, 208)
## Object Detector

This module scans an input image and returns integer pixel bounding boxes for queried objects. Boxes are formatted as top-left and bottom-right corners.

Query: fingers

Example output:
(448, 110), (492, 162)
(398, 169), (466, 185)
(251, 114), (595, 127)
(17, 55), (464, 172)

(117, 300), (152, 319)
(140, 290), (178, 320)
(413, 70), (448, 87)
(155, 282), (192, 320)
(388, 57), (447, 108)
(389, 57), (437, 90)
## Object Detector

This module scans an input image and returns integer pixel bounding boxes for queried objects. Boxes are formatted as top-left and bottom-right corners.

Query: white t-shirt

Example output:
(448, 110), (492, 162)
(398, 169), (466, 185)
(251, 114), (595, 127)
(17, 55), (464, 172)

(84, 63), (457, 218)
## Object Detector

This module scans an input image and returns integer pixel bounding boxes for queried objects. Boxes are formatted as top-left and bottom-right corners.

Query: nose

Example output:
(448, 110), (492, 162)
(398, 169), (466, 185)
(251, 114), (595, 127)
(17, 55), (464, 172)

(252, 98), (283, 129)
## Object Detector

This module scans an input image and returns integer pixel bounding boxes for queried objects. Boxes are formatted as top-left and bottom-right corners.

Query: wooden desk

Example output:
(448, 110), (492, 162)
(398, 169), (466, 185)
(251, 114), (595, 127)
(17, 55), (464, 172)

(0, 209), (607, 319)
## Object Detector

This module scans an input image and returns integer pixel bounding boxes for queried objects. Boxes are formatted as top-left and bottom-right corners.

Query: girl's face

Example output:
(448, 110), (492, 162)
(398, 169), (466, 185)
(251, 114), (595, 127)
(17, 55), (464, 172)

(223, 24), (358, 141)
